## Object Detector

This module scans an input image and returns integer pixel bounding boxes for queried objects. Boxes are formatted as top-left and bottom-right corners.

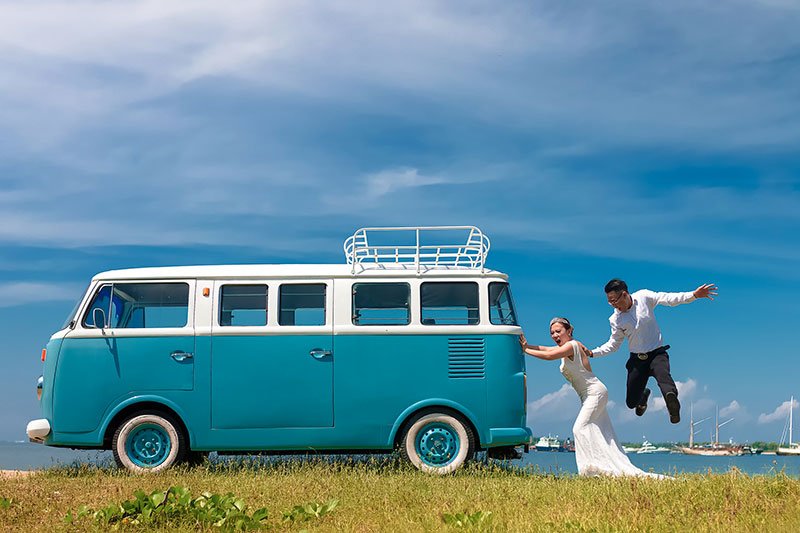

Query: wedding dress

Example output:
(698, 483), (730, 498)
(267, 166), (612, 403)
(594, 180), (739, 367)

(560, 340), (665, 478)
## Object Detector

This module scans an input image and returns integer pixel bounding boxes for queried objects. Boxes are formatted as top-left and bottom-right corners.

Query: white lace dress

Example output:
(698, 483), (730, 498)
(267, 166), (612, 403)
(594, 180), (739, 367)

(560, 340), (665, 478)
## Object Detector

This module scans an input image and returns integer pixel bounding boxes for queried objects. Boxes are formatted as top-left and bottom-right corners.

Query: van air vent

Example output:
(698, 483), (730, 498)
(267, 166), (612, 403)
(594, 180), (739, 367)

(448, 338), (485, 379)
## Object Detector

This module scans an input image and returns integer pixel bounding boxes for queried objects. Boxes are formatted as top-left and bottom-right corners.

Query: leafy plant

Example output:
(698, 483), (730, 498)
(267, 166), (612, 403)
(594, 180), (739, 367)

(443, 510), (493, 529)
(0, 497), (13, 510)
(282, 499), (339, 522)
(64, 486), (268, 530)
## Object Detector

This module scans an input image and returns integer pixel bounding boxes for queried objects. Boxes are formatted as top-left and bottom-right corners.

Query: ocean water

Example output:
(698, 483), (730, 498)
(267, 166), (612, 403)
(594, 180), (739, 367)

(2, 441), (799, 476)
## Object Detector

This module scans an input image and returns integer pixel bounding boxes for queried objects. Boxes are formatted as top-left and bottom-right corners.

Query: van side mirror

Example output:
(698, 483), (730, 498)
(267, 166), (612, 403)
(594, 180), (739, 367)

(92, 308), (107, 330)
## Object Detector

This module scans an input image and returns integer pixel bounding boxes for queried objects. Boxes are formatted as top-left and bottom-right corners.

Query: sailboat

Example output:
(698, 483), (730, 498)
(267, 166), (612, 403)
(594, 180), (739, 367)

(678, 404), (743, 456)
(777, 395), (800, 456)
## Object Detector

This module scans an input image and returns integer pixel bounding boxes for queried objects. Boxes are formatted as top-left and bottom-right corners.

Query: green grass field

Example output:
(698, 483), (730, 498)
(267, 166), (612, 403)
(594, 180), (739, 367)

(2, 459), (799, 532)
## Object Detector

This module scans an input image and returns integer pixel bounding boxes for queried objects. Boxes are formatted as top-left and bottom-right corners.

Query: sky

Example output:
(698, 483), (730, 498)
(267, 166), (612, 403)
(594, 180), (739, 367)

(1, 0), (799, 445)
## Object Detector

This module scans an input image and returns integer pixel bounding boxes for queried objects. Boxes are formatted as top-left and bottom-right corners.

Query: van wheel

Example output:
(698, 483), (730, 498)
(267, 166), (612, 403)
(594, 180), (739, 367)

(399, 410), (475, 474)
(112, 413), (185, 473)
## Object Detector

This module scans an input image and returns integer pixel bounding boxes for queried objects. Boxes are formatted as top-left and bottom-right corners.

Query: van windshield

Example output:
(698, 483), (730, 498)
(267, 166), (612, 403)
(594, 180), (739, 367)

(61, 284), (89, 329)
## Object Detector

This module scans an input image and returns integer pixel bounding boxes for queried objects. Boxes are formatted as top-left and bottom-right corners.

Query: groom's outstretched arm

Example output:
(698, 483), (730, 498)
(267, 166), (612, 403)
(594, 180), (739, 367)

(588, 323), (624, 358)
(651, 283), (717, 307)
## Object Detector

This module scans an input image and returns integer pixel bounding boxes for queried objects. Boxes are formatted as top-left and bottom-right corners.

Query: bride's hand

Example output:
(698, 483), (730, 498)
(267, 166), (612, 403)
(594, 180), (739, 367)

(518, 334), (527, 348)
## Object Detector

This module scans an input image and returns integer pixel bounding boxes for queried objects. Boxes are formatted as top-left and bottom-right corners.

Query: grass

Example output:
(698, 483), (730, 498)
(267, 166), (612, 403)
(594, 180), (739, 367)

(1, 457), (800, 532)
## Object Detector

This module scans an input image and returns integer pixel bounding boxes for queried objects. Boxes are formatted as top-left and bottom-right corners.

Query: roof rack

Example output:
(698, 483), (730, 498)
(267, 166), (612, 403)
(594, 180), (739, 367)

(343, 226), (491, 273)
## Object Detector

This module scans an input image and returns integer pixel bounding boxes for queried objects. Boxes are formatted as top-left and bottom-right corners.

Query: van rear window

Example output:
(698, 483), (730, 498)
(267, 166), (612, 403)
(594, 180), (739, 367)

(420, 282), (479, 325)
(352, 283), (410, 325)
(489, 282), (518, 325)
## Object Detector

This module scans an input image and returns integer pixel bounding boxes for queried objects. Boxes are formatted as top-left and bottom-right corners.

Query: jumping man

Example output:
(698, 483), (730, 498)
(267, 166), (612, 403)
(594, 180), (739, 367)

(588, 279), (718, 424)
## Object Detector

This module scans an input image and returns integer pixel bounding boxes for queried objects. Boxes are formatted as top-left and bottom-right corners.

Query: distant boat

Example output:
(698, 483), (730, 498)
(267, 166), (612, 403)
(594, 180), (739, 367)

(534, 435), (563, 452)
(777, 395), (800, 456)
(678, 404), (744, 456)
(636, 439), (671, 454)
(678, 443), (745, 456)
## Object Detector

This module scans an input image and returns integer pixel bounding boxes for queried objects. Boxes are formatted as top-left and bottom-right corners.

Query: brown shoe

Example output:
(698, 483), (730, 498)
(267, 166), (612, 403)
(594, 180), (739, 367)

(665, 392), (681, 424)
(635, 388), (651, 416)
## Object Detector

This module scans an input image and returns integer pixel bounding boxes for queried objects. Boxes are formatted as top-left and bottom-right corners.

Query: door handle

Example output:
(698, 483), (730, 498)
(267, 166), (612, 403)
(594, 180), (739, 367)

(309, 348), (332, 359)
(171, 351), (194, 362)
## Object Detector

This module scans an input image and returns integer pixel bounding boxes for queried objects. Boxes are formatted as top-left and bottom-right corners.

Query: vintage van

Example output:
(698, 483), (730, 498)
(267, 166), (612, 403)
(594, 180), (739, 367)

(26, 226), (531, 473)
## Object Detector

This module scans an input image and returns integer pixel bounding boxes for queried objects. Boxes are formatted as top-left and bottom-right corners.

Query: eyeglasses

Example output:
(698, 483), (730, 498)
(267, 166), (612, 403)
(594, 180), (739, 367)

(607, 291), (628, 306)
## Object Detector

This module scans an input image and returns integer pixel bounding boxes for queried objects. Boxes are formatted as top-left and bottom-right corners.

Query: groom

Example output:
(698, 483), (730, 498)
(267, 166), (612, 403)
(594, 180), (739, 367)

(587, 279), (718, 424)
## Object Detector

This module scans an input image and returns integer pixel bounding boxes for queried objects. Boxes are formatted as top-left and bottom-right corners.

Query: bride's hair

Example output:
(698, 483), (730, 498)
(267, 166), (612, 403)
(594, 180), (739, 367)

(549, 317), (573, 332)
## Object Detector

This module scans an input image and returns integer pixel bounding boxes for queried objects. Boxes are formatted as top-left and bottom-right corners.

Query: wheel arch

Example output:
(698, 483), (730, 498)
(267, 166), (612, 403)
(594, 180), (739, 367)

(390, 400), (483, 449)
(102, 398), (192, 450)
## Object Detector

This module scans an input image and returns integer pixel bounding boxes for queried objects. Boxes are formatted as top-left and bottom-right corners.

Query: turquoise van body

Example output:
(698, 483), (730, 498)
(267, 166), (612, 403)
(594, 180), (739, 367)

(28, 227), (531, 473)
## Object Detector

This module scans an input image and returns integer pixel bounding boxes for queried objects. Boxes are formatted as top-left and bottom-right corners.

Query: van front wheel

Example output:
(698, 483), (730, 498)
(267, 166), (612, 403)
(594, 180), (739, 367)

(399, 411), (475, 474)
(112, 413), (185, 473)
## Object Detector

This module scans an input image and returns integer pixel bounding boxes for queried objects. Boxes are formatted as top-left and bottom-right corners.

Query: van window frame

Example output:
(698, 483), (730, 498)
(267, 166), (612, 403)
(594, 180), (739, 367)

(351, 282), (411, 326)
(218, 283), (269, 327)
(419, 281), (480, 326)
(80, 281), (192, 330)
(278, 282), (328, 327)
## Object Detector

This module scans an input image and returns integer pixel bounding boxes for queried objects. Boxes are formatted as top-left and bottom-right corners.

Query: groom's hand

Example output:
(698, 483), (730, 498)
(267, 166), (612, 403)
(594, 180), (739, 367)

(577, 342), (593, 358)
(693, 283), (718, 300)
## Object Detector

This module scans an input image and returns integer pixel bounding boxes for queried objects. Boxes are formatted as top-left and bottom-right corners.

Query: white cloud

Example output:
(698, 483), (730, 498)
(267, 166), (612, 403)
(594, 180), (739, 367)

(720, 400), (742, 418)
(363, 168), (453, 199)
(758, 399), (799, 424)
(527, 383), (578, 422)
(652, 379), (697, 412)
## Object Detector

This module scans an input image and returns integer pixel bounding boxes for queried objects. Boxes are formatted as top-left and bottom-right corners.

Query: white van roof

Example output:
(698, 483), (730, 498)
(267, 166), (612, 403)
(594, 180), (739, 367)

(93, 264), (509, 282)
(95, 226), (505, 282)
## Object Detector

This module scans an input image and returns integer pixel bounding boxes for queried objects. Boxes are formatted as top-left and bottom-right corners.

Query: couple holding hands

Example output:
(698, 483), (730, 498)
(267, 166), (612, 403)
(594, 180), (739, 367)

(520, 279), (718, 478)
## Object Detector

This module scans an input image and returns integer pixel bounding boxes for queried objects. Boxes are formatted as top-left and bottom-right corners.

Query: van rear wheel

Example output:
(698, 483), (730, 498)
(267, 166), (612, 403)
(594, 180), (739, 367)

(112, 413), (185, 473)
(399, 410), (475, 474)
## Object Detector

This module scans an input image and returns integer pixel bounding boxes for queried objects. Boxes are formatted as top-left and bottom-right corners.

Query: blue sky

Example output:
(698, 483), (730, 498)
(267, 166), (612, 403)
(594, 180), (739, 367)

(1, 1), (799, 444)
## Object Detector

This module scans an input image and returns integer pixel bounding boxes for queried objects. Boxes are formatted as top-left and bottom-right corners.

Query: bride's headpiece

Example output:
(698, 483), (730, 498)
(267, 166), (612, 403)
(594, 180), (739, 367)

(549, 317), (572, 330)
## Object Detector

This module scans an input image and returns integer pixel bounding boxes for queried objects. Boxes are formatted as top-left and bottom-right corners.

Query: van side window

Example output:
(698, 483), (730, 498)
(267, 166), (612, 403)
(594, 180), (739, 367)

(84, 283), (189, 328)
(83, 284), (113, 328)
(279, 284), (326, 326)
(489, 282), (518, 325)
(352, 283), (410, 325)
(420, 282), (479, 325)
(220, 285), (268, 326)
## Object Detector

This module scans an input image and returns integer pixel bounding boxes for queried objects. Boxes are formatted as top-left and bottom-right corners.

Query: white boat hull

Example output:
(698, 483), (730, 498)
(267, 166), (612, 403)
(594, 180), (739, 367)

(776, 446), (800, 456)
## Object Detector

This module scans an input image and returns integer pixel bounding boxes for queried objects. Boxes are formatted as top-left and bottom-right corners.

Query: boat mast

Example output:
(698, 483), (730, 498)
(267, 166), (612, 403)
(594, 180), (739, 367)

(791, 395), (794, 446)
(688, 403), (710, 448)
(714, 404), (734, 446)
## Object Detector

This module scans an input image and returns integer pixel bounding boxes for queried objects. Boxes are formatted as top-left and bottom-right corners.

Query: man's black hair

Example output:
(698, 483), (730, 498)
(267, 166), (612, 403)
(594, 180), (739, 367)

(604, 278), (628, 294)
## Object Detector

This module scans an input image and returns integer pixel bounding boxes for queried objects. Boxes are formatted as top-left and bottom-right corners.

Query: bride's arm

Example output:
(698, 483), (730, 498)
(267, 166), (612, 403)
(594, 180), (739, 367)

(518, 333), (555, 352)
(519, 335), (574, 361)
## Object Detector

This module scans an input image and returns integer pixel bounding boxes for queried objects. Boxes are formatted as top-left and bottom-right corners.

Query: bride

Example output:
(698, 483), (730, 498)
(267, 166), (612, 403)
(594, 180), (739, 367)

(520, 317), (665, 478)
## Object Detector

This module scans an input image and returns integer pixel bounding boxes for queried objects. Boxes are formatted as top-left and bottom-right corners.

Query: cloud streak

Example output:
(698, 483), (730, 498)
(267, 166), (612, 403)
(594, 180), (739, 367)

(758, 399), (798, 424)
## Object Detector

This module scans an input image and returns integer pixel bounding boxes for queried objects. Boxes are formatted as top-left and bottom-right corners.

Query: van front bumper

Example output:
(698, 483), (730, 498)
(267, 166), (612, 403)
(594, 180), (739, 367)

(26, 419), (51, 443)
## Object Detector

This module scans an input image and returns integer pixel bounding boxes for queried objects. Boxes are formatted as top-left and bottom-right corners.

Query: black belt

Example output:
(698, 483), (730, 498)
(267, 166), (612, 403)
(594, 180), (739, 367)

(631, 345), (670, 361)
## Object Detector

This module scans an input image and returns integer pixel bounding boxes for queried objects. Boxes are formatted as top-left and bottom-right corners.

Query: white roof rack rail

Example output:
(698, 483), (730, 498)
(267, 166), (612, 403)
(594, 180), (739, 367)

(343, 226), (491, 273)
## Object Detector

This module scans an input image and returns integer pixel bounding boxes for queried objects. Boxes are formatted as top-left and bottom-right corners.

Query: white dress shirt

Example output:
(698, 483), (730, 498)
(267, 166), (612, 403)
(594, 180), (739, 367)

(591, 289), (696, 357)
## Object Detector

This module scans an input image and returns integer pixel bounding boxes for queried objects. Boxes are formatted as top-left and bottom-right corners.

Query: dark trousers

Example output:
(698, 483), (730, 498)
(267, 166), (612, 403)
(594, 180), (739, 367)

(625, 347), (678, 409)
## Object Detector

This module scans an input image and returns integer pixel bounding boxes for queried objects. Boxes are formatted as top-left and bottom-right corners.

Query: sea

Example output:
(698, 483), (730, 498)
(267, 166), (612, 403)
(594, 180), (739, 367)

(2, 441), (799, 476)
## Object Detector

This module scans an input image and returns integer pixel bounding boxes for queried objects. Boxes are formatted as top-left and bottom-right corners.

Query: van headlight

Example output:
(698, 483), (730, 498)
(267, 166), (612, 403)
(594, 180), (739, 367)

(36, 375), (43, 401)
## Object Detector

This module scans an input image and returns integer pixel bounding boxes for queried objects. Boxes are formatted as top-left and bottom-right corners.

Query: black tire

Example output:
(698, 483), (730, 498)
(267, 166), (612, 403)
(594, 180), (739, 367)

(112, 412), (186, 473)
(399, 409), (475, 474)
